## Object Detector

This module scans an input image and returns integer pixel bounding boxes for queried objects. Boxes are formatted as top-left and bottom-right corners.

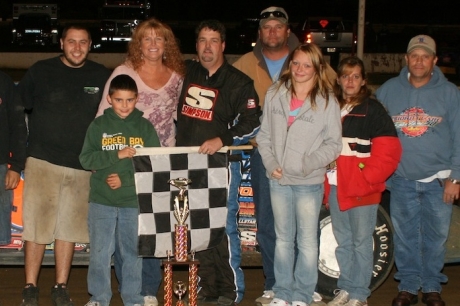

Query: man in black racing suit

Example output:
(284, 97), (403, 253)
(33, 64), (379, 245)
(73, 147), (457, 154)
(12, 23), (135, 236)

(176, 19), (261, 306)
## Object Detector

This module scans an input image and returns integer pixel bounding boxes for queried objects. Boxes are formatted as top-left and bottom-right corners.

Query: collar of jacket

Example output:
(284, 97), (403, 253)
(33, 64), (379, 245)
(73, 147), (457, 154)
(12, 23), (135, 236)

(253, 34), (300, 76)
(343, 97), (371, 118)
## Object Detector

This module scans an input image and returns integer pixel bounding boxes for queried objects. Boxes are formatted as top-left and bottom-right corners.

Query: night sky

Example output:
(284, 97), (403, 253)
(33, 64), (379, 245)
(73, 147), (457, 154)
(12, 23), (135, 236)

(4, 0), (459, 25)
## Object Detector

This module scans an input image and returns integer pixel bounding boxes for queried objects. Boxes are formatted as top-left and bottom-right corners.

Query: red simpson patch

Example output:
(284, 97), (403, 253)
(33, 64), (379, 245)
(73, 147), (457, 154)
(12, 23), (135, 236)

(247, 99), (256, 109)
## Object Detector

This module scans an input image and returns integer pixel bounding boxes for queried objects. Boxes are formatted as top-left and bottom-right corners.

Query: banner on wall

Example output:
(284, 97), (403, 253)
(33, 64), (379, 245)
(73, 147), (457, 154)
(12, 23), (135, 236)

(0, 170), (87, 252)
(238, 151), (258, 252)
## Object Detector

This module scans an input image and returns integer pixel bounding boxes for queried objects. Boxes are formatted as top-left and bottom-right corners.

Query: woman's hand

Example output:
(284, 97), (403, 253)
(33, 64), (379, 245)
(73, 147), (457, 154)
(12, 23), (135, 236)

(271, 168), (283, 180)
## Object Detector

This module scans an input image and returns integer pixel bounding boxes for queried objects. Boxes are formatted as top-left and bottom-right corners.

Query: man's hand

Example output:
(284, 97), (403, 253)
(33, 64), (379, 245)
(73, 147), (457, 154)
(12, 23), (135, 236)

(106, 173), (122, 189)
(5, 170), (20, 190)
(443, 179), (460, 204)
(198, 137), (223, 155)
(118, 147), (136, 159)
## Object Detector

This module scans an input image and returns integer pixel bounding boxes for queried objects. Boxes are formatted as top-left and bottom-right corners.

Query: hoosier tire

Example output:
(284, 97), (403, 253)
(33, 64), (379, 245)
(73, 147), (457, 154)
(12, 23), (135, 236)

(316, 204), (395, 299)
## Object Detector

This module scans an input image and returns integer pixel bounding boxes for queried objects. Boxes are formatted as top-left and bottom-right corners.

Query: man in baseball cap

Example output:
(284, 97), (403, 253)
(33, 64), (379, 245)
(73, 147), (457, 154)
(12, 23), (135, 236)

(235, 5), (295, 306)
(234, 4), (335, 306)
(377, 33), (457, 306)
(407, 34), (436, 55)
(259, 6), (288, 26)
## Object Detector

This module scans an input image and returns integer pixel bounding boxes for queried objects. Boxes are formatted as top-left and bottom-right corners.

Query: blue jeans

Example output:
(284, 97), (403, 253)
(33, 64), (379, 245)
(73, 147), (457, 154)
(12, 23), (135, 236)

(87, 202), (143, 306)
(328, 186), (378, 301)
(226, 161), (245, 302)
(0, 164), (12, 245)
(114, 249), (162, 297)
(270, 180), (323, 304)
(251, 149), (276, 290)
(390, 174), (452, 294)
(141, 258), (162, 296)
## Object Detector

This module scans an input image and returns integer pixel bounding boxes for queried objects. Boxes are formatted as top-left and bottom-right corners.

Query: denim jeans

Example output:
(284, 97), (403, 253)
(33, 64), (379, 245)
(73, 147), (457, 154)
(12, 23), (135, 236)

(390, 174), (453, 294)
(0, 164), (12, 245)
(270, 180), (323, 304)
(141, 258), (162, 296)
(251, 149), (276, 290)
(328, 186), (378, 301)
(87, 202), (143, 306)
(114, 253), (162, 297)
(226, 161), (245, 302)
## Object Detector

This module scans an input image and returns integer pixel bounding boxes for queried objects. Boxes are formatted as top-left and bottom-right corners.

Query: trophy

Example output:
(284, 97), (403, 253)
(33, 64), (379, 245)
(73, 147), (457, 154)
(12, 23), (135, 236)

(163, 178), (199, 306)
(174, 281), (187, 306)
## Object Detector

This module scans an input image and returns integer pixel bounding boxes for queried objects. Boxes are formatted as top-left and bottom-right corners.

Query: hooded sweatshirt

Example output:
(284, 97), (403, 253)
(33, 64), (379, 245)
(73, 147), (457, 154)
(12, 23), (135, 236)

(376, 66), (460, 180)
(256, 81), (342, 185)
(79, 107), (160, 208)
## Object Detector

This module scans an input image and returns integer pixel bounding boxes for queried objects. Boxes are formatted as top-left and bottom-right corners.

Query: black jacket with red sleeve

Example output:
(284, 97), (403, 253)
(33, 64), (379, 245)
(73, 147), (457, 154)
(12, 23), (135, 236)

(326, 97), (402, 210)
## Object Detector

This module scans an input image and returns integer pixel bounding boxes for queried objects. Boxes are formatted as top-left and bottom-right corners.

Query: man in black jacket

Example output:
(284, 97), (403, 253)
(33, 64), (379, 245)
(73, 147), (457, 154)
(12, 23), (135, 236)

(0, 70), (26, 247)
(176, 20), (261, 306)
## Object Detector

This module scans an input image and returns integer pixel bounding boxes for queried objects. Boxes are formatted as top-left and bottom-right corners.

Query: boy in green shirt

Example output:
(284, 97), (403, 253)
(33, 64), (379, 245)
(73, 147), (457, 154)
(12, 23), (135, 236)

(80, 74), (160, 306)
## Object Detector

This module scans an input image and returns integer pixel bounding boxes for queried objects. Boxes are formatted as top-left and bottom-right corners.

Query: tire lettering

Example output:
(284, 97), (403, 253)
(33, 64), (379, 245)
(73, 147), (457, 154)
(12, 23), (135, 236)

(375, 224), (389, 234)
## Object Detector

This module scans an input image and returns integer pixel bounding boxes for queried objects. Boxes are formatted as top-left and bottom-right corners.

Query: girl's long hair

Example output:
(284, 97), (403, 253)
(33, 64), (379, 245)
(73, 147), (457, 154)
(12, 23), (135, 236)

(333, 56), (371, 109)
(278, 43), (333, 110)
(126, 18), (185, 76)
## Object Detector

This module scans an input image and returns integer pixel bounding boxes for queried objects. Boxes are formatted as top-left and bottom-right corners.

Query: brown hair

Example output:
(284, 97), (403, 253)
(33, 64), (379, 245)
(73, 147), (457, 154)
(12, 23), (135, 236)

(126, 18), (185, 76)
(109, 74), (138, 96)
(278, 43), (333, 110)
(195, 19), (226, 42)
(61, 24), (91, 41)
(333, 56), (371, 109)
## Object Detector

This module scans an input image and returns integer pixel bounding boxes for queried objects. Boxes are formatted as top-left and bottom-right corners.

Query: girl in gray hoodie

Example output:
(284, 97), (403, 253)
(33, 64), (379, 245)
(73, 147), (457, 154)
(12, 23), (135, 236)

(256, 43), (342, 306)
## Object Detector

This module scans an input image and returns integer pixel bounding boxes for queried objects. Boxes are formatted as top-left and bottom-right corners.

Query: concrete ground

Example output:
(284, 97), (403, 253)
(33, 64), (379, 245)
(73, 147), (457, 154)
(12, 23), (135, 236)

(1, 264), (459, 305)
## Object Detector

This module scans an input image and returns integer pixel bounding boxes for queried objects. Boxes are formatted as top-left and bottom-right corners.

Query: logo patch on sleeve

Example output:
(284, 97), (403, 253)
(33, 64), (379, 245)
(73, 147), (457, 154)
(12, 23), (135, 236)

(247, 99), (256, 109)
(84, 87), (100, 94)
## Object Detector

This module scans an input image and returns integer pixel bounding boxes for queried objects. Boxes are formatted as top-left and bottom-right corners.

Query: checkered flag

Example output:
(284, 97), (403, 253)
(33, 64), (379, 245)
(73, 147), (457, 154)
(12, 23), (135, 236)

(133, 147), (229, 257)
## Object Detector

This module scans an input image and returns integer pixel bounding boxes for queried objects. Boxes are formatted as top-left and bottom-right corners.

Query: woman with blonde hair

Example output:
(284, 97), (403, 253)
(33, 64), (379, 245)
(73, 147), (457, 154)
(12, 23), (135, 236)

(96, 18), (185, 306)
(256, 43), (342, 306)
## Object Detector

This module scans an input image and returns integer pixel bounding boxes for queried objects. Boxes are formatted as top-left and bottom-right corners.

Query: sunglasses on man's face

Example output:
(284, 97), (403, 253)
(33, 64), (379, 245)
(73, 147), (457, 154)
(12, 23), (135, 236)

(260, 11), (287, 20)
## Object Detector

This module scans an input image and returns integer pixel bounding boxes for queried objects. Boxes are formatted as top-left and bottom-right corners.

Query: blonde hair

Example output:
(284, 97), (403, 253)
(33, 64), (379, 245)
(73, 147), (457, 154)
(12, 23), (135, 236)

(278, 43), (333, 110)
(126, 18), (185, 76)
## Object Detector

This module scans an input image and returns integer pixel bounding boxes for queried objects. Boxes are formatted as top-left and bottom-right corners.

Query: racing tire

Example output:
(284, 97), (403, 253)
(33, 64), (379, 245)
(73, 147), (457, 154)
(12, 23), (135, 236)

(316, 204), (395, 299)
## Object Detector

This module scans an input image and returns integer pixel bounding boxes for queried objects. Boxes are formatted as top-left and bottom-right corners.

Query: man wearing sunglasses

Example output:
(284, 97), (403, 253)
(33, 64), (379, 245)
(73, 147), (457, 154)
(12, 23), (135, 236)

(233, 6), (294, 306)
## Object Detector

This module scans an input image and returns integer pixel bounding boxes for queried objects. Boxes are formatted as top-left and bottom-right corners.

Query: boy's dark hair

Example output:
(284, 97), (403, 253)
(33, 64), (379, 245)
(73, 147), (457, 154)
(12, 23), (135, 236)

(61, 24), (92, 41)
(195, 19), (226, 42)
(108, 74), (138, 96)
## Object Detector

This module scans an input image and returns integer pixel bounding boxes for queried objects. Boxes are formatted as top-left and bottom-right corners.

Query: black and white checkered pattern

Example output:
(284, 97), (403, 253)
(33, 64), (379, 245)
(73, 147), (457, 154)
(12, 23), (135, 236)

(133, 150), (228, 257)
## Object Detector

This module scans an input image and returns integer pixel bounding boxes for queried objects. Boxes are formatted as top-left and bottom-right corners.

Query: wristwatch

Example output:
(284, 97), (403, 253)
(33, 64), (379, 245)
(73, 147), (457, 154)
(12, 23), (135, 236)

(449, 178), (460, 184)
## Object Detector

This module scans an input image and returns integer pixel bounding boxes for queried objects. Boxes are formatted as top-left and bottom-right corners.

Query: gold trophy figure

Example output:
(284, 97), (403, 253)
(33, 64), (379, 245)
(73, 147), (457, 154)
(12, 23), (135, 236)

(174, 281), (187, 306)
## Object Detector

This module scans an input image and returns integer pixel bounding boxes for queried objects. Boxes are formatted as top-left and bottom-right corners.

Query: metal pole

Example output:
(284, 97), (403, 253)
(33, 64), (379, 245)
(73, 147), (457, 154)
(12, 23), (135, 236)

(357, 0), (366, 59)
(135, 145), (253, 156)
